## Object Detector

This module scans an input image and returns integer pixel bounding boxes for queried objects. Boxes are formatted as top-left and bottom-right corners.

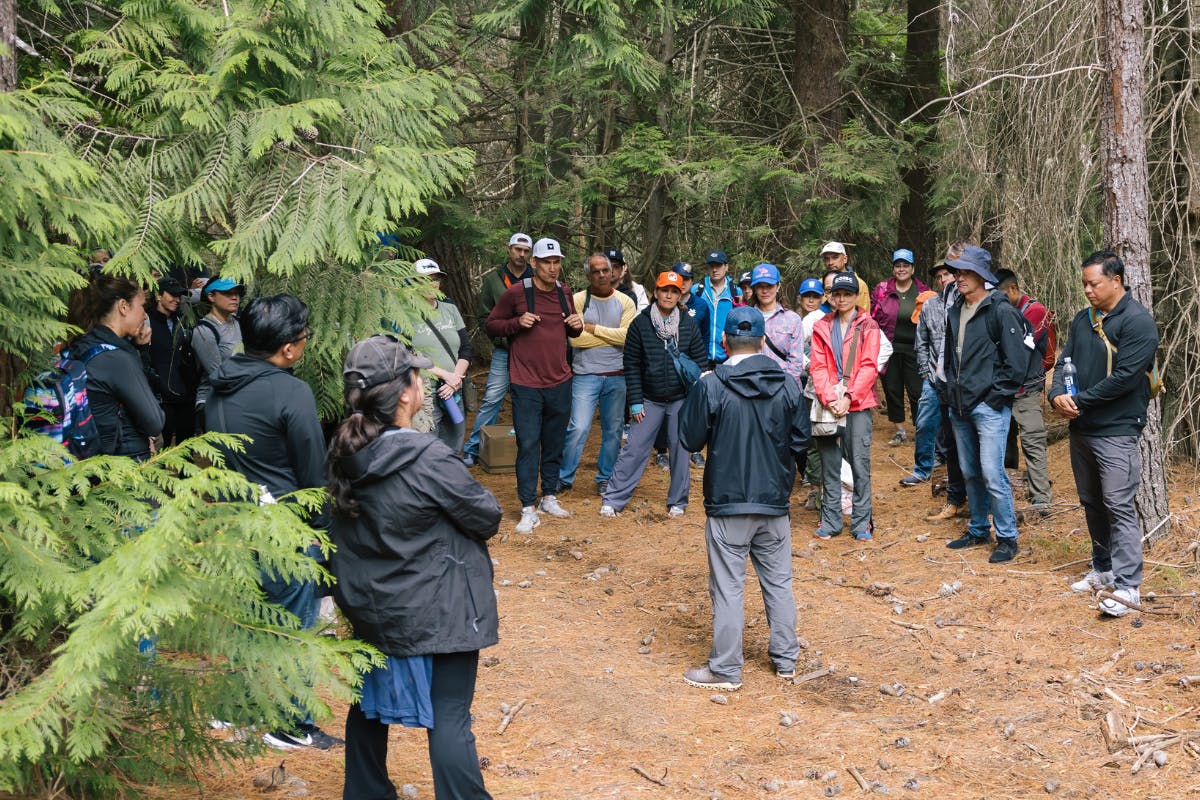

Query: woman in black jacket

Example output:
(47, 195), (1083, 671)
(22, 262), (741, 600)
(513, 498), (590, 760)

(70, 275), (165, 459)
(328, 335), (501, 800)
(600, 271), (707, 518)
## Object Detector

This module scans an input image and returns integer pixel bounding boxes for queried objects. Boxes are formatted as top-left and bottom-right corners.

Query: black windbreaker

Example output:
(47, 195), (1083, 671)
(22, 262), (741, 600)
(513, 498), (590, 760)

(943, 290), (1030, 415)
(679, 354), (805, 517)
(331, 429), (501, 657)
(73, 325), (165, 457)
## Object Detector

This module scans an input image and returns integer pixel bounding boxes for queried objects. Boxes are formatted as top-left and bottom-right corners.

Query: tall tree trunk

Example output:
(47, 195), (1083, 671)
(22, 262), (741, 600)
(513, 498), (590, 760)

(897, 0), (940, 267)
(1098, 0), (1171, 541)
(1, 0), (18, 414)
(792, 0), (849, 136)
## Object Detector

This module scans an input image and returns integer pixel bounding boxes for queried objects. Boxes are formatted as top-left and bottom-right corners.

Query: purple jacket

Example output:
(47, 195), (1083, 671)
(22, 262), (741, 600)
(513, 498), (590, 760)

(870, 277), (930, 341)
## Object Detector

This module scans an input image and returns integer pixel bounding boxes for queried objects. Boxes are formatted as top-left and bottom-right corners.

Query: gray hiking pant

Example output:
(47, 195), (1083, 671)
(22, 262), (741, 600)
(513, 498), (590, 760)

(1012, 390), (1051, 504)
(1069, 434), (1143, 590)
(705, 514), (799, 681)
(815, 409), (873, 535)
(603, 398), (690, 511)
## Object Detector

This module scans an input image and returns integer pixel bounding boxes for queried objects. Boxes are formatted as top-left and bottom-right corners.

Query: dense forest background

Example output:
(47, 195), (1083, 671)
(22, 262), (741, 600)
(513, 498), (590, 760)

(2, 1), (1199, 795)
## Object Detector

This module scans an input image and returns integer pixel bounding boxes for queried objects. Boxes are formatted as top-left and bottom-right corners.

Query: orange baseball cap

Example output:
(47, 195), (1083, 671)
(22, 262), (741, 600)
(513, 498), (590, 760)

(656, 271), (685, 290)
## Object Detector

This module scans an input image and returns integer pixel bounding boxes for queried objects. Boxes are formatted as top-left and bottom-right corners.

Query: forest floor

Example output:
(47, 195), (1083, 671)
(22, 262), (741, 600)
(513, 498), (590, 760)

(168, 405), (1200, 800)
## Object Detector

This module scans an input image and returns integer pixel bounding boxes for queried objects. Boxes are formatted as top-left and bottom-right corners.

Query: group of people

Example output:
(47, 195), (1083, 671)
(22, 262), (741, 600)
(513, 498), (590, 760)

(49, 231), (1159, 798)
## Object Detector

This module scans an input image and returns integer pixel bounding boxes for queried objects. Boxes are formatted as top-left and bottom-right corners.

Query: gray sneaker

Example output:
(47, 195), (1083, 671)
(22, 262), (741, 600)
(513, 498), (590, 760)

(654, 452), (670, 470)
(1070, 569), (1115, 593)
(538, 495), (571, 518)
(683, 665), (741, 691)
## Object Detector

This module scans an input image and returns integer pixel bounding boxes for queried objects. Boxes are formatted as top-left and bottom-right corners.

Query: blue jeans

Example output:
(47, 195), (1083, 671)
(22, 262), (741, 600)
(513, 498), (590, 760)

(510, 381), (572, 507)
(912, 380), (940, 480)
(463, 350), (510, 458)
(950, 402), (1018, 541)
(559, 373), (626, 487)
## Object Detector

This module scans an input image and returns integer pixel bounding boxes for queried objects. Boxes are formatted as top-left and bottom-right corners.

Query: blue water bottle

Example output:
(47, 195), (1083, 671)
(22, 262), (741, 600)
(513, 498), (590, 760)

(1062, 357), (1077, 396)
(442, 393), (465, 424)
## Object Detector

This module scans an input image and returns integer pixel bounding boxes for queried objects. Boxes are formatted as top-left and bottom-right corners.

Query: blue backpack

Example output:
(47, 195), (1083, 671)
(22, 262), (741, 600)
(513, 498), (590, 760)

(22, 343), (116, 459)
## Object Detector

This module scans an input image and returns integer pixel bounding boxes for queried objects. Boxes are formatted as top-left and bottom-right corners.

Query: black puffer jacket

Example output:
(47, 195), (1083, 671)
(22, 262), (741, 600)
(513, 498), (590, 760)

(679, 354), (805, 517)
(331, 429), (502, 657)
(623, 307), (707, 407)
(943, 290), (1030, 415)
(73, 325), (164, 457)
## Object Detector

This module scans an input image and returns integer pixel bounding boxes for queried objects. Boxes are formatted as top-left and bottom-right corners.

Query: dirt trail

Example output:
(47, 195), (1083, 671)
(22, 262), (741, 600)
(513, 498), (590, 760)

(169, 408), (1200, 800)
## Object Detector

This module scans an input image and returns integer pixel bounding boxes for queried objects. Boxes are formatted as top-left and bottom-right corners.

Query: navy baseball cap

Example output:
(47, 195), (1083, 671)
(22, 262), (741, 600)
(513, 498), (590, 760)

(829, 273), (859, 294)
(157, 277), (186, 296)
(603, 247), (625, 264)
(671, 261), (693, 278)
(706, 249), (729, 264)
(798, 278), (824, 296)
(945, 245), (997, 284)
(724, 306), (766, 338)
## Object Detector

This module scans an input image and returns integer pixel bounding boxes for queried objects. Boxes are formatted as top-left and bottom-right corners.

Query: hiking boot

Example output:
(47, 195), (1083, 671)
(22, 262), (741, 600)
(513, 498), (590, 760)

(775, 666), (796, 680)
(899, 474), (927, 487)
(299, 725), (345, 750)
(988, 538), (1018, 563)
(1100, 587), (1140, 618)
(668, 505), (685, 517)
(946, 532), (991, 550)
(599, 504), (616, 518)
(1071, 569), (1115, 593)
(654, 452), (670, 470)
(691, 452), (705, 467)
(888, 429), (908, 446)
(926, 503), (964, 521)
(515, 506), (540, 534)
(539, 495), (571, 518)
(683, 665), (741, 691)
(1029, 501), (1052, 518)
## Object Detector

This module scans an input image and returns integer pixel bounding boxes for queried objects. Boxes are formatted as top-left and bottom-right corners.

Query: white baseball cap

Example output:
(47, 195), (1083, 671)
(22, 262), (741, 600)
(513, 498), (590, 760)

(531, 238), (562, 259)
(414, 257), (444, 276)
(508, 233), (532, 247)
(820, 241), (847, 256)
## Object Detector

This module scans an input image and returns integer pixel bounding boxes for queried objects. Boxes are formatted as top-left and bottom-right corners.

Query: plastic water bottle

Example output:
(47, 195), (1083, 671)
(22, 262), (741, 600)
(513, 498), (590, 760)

(442, 393), (465, 424)
(1061, 357), (1078, 396)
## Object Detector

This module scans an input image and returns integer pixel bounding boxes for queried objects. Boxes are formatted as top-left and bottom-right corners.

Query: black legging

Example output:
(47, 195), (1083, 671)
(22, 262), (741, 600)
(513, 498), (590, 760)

(344, 651), (492, 800)
(883, 344), (922, 425)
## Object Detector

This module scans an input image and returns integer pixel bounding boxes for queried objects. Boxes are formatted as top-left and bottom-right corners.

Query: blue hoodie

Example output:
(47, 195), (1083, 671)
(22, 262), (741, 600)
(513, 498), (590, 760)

(691, 277), (741, 363)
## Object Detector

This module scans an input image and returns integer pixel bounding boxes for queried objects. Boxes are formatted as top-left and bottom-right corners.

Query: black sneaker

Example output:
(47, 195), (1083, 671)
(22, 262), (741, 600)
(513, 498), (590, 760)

(596, 480), (608, 496)
(946, 533), (992, 550)
(690, 452), (705, 467)
(988, 539), (1018, 563)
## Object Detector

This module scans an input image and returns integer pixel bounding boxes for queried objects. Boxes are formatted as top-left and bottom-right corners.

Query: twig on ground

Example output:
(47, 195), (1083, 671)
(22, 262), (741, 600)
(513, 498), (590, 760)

(631, 765), (668, 786)
(792, 666), (836, 685)
(497, 699), (527, 734)
(891, 620), (926, 631)
(1097, 590), (1174, 615)
(846, 766), (871, 792)
(1049, 558), (1091, 572)
(1102, 709), (1128, 752)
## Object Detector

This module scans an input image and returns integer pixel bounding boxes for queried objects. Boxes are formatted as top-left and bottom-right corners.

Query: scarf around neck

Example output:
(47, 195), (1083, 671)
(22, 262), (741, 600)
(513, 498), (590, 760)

(649, 305), (680, 345)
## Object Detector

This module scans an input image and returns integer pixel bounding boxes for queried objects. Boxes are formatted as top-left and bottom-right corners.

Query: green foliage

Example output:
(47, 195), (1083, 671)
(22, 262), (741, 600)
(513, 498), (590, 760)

(0, 433), (380, 795)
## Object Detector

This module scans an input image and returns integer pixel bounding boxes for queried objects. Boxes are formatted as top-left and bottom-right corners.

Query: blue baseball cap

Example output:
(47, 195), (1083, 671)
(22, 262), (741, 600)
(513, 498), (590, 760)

(750, 263), (780, 286)
(706, 249), (729, 264)
(892, 248), (915, 264)
(603, 247), (625, 264)
(945, 245), (997, 284)
(671, 261), (693, 278)
(724, 306), (766, 338)
(203, 276), (244, 296)
(798, 278), (824, 296)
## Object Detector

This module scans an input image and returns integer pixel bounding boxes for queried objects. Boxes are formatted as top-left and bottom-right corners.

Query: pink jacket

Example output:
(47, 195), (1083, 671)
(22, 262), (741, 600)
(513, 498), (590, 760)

(810, 309), (882, 412)
(870, 277), (929, 341)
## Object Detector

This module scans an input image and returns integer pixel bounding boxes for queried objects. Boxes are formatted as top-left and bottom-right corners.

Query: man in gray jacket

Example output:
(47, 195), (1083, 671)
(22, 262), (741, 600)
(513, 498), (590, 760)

(678, 307), (806, 691)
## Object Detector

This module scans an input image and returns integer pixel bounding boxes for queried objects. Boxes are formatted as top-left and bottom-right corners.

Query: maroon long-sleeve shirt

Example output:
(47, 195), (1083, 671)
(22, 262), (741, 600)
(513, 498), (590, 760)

(485, 281), (582, 388)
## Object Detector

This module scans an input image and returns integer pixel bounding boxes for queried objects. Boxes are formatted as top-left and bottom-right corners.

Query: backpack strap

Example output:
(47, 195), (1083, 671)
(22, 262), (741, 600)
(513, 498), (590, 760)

(1088, 307), (1116, 376)
(522, 277), (535, 314)
(764, 334), (788, 361)
(195, 318), (222, 349)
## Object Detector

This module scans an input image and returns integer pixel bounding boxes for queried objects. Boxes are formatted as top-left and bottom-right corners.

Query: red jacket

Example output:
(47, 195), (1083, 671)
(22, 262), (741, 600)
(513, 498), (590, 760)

(810, 309), (882, 411)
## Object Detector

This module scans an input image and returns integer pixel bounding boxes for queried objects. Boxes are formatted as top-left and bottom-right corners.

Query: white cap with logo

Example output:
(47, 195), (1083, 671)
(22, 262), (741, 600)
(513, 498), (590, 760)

(509, 233), (532, 247)
(532, 238), (562, 259)
(820, 241), (848, 256)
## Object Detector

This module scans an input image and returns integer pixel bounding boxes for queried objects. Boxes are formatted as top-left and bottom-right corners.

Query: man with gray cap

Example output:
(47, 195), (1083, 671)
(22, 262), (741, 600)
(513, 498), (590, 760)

(485, 237), (583, 533)
(942, 245), (1032, 563)
(463, 233), (533, 466)
(678, 306), (806, 691)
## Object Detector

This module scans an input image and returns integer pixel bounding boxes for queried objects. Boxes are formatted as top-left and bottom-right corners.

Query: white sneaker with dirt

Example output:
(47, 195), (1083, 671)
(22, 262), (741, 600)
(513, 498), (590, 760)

(515, 506), (540, 534)
(1099, 587), (1139, 618)
(539, 495), (571, 518)
(668, 505), (685, 517)
(683, 665), (741, 691)
(599, 504), (616, 518)
(1070, 569), (1115, 593)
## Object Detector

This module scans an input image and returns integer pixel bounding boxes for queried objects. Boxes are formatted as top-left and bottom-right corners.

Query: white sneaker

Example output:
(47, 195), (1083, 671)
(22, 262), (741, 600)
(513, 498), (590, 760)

(515, 506), (540, 534)
(599, 504), (616, 518)
(1070, 569), (1115, 593)
(539, 495), (571, 518)
(1099, 587), (1140, 618)
(668, 505), (685, 517)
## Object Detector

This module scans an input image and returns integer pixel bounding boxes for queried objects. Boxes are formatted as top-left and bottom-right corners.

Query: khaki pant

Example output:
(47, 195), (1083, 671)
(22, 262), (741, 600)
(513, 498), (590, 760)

(1011, 390), (1051, 504)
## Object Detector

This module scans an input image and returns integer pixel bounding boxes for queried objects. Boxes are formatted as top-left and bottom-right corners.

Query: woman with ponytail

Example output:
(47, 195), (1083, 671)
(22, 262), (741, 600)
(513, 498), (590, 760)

(70, 274), (165, 459)
(328, 335), (501, 800)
